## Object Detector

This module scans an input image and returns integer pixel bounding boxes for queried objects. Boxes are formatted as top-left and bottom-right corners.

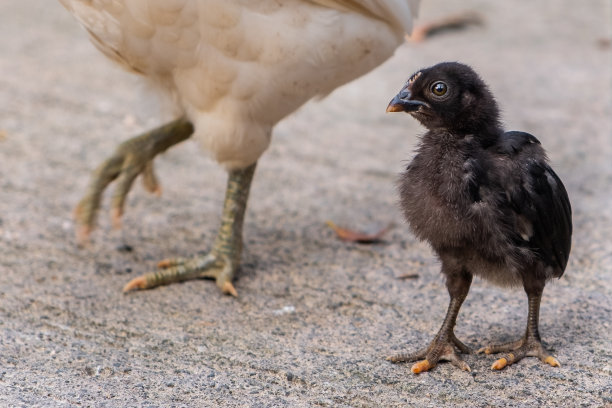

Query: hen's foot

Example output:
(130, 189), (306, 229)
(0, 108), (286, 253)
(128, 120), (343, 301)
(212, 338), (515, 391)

(477, 337), (560, 370)
(122, 163), (256, 297)
(387, 333), (472, 374)
(75, 117), (193, 243)
(123, 252), (239, 297)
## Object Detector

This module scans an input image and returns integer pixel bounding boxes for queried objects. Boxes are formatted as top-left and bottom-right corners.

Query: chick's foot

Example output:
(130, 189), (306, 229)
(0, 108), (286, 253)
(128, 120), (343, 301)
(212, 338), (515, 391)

(387, 333), (471, 374)
(478, 337), (560, 370)
(478, 286), (560, 370)
(75, 118), (193, 243)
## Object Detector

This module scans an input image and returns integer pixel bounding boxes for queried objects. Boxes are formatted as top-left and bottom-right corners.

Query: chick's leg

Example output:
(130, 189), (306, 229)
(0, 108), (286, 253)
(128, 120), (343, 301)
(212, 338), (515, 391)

(122, 163), (257, 297)
(388, 268), (472, 374)
(478, 280), (560, 370)
(75, 117), (194, 242)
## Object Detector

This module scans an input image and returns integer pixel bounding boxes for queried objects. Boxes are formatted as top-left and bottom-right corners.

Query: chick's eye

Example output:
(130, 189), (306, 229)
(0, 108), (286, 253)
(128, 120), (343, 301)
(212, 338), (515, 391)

(431, 82), (448, 96)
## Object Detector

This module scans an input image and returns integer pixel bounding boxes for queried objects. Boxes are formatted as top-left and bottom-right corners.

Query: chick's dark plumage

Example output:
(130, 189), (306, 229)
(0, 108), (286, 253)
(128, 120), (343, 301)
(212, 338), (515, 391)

(386, 62), (572, 373)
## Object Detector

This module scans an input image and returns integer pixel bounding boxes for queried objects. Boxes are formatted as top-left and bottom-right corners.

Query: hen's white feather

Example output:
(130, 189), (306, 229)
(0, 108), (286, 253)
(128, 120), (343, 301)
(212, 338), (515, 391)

(59, 0), (418, 169)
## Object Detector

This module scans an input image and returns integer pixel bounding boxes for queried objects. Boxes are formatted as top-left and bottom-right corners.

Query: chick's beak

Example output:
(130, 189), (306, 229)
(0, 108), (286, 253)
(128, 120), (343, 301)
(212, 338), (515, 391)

(386, 89), (427, 113)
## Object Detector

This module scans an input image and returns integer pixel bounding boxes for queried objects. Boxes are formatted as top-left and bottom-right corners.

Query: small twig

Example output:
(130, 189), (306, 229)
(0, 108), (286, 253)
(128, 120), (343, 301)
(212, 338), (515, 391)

(396, 273), (420, 280)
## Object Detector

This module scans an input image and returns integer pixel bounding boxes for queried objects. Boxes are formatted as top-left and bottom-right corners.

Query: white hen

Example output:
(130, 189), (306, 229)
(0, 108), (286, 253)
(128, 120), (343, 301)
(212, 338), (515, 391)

(60, 0), (419, 296)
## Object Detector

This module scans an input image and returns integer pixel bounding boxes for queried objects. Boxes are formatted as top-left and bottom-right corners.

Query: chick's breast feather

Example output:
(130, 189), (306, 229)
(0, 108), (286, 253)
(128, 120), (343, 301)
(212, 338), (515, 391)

(59, 0), (419, 169)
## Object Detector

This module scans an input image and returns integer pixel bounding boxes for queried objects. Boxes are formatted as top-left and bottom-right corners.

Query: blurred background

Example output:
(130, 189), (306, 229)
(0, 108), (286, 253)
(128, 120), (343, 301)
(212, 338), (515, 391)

(0, 1), (610, 406)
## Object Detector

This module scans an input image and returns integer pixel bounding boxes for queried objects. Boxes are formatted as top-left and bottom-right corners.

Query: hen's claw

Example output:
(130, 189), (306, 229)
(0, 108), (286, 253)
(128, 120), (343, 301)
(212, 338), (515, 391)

(74, 117), (193, 243)
(141, 161), (162, 195)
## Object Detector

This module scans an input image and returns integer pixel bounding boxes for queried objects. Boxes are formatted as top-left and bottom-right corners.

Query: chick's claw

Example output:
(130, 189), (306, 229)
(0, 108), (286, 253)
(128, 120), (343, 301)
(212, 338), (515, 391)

(411, 360), (433, 374)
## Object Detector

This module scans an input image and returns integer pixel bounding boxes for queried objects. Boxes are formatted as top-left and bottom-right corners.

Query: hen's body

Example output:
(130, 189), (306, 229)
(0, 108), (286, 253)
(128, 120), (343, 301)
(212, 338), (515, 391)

(60, 0), (415, 169)
(59, 0), (419, 295)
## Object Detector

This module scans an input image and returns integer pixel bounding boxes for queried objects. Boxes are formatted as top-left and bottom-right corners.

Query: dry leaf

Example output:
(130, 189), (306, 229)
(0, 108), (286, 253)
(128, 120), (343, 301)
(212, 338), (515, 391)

(326, 221), (392, 244)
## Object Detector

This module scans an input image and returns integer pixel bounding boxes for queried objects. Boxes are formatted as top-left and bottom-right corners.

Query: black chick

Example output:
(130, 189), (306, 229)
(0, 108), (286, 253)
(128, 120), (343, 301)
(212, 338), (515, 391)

(386, 62), (572, 374)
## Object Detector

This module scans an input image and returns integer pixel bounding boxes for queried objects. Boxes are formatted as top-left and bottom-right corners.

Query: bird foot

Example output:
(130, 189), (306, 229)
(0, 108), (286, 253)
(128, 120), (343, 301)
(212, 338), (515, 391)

(74, 118), (193, 244)
(122, 252), (238, 297)
(477, 337), (560, 370)
(121, 162), (254, 297)
(387, 333), (472, 374)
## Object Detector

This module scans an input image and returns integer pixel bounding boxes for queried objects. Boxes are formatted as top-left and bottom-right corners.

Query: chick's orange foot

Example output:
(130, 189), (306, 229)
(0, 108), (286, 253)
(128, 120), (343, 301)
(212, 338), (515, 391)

(478, 337), (560, 370)
(388, 333), (472, 374)
(75, 118), (193, 243)
(477, 285), (561, 370)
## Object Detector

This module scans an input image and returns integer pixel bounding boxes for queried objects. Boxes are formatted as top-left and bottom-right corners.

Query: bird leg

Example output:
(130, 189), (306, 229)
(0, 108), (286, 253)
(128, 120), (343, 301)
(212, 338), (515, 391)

(75, 117), (194, 243)
(122, 162), (257, 297)
(478, 282), (560, 370)
(388, 269), (473, 374)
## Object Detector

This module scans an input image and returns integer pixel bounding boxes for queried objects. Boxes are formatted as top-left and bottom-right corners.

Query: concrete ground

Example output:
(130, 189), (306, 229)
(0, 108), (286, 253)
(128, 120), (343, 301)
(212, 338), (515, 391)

(0, 1), (610, 407)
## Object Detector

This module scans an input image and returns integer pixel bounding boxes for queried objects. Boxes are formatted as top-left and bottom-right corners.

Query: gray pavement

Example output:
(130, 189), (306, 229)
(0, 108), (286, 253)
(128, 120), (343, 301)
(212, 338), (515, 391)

(0, 1), (611, 406)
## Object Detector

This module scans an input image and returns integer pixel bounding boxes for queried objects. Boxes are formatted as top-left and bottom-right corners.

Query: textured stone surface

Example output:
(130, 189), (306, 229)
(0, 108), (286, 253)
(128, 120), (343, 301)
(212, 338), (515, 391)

(0, 1), (610, 406)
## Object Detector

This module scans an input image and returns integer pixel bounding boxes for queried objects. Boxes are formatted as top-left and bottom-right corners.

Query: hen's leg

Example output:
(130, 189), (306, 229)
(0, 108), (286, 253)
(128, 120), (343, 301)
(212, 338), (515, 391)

(122, 163), (256, 297)
(388, 268), (473, 374)
(478, 280), (560, 370)
(75, 117), (193, 242)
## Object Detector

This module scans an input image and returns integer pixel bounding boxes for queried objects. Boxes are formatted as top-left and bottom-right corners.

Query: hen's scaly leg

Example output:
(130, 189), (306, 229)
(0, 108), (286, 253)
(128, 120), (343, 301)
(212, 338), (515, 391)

(75, 117), (194, 242)
(388, 268), (473, 374)
(122, 163), (257, 297)
(478, 281), (560, 370)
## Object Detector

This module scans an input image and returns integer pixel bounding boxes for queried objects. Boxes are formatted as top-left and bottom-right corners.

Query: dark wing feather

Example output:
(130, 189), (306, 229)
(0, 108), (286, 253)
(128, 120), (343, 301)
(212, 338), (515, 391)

(500, 132), (572, 276)
(497, 130), (541, 155)
(526, 161), (572, 274)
